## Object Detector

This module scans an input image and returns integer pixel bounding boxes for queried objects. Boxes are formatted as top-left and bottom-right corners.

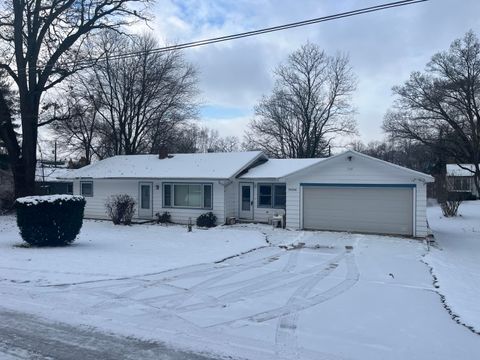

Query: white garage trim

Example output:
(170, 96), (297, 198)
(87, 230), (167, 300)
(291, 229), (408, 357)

(300, 183), (417, 188)
(300, 183), (416, 236)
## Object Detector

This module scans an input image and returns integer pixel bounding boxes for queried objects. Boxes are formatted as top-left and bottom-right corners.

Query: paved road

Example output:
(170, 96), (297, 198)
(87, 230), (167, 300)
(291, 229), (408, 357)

(0, 309), (221, 360)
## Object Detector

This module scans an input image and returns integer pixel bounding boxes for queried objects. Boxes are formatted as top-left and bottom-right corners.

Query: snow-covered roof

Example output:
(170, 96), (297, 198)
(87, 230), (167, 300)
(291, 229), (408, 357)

(61, 151), (265, 180)
(447, 164), (477, 176)
(36, 167), (75, 182)
(240, 158), (326, 179)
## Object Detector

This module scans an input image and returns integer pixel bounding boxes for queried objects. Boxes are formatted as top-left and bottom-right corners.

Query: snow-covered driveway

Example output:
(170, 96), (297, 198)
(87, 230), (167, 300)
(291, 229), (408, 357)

(1, 217), (479, 360)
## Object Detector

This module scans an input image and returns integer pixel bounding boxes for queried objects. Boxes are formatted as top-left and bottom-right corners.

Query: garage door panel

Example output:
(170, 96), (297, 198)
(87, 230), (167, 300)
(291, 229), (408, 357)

(302, 187), (413, 235)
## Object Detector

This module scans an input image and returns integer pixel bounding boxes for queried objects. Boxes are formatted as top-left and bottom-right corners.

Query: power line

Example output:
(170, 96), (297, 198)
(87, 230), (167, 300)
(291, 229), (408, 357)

(70, 0), (428, 67)
(11, 0), (428, 74)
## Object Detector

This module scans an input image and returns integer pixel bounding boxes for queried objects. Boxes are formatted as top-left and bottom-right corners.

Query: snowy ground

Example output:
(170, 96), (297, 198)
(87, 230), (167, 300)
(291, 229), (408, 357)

(425, 200), (480, 334)
(0, 217), (267, 285)
(0, 215), (479, 359)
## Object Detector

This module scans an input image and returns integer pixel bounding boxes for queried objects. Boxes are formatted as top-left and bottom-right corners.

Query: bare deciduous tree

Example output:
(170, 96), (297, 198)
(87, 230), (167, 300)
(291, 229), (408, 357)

(384, 30), (480, 196)
(0, 0), (149, 197)
(246, 43), (357, 158)
(51, 76), (100, 164)
(166, 124), (240, 153)
(52, 31), (198, 159)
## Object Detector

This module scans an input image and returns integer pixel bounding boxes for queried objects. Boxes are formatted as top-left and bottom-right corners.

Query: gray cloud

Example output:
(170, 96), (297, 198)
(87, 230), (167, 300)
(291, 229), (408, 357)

(149, 0), (480, 143)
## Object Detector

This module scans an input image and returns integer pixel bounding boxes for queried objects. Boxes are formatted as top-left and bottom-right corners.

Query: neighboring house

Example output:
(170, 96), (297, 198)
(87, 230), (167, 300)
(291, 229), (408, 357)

(35, 166), (75, 195)
(446, 164), (479, 198)
(61, 150), (434, 237)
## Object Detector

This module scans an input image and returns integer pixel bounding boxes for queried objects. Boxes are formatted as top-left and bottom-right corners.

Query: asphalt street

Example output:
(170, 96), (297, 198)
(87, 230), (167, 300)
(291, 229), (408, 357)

(0, 308), (222, 360)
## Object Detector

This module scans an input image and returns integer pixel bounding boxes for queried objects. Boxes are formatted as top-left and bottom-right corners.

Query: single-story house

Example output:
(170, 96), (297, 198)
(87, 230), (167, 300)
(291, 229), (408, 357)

(61, 150), (434, 237)
(446, 164), (479, 198)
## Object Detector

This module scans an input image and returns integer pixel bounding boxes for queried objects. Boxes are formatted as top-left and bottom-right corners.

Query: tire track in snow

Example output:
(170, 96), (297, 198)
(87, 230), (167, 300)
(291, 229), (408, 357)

(162, 249), (288, 310)
(282, 247), (301, 273)
(208, 250), (359, 328)
(177, 249), (346, 313)
(275, 250), (346, 359)
(81, 248), (286, 315)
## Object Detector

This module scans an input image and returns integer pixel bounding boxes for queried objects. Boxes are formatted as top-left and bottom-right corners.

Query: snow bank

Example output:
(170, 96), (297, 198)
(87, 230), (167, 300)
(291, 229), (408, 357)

(16, 194), (84, 205)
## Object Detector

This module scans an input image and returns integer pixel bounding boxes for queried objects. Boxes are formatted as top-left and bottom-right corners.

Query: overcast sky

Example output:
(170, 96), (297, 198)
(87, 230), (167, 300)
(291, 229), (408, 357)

(144, 0), (480, 147)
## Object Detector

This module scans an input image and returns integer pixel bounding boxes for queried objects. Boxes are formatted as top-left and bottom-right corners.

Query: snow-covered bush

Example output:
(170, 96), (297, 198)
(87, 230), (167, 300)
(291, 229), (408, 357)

(196, 212), (217, 228)
(16, 195), (86, 246)
(441, 200), (461, 217)
(105, 194), (136, 225)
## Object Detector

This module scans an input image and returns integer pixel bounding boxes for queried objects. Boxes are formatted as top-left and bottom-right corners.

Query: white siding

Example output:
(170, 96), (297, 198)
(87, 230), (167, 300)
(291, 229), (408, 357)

(286, 183), (301, 229)
(415, 183), (428, 237)
(74, 178), (225, 225)
(75, 179), (139, 219)
(224, 181), (238, 219)
(284, 153), (430, 237)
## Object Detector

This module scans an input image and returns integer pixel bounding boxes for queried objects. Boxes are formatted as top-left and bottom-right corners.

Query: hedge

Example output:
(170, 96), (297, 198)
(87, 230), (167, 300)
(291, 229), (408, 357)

(16, 195), (86, 246)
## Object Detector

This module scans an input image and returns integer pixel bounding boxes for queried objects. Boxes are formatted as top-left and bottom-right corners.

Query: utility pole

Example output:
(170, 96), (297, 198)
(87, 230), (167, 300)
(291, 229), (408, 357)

(54, 140), (57, 167)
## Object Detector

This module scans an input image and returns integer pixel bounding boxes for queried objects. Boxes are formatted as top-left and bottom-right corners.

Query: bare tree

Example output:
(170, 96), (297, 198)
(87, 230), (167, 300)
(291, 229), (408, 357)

(167, 124), (240, 153)
(384, 30), (480, 196)
(0, 0), (148, 197)
(51, 76), (100, 164)
(246, 43), (357, 158)
(79, 31), (198, 157)
(50, 31), (198, 159)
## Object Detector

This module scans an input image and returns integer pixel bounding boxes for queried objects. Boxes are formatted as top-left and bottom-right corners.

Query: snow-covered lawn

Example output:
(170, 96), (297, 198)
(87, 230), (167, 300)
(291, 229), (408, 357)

(425, 200), (480, 334)
(0, 214), (479, 359)
(0, 216), (267, 285)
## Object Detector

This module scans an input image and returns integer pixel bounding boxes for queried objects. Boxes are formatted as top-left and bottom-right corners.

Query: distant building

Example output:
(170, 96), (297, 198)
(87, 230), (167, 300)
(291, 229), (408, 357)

(446, 164), (479, 198)
(35, 165), (75, 195)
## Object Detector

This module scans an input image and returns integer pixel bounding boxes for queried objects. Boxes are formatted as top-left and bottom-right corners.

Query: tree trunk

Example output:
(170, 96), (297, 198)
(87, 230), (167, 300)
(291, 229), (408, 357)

(11, 161), (29, 198)
(18, 94), (39, 197)
(0, 89), (32, 199)
(433, 152), (448, 203)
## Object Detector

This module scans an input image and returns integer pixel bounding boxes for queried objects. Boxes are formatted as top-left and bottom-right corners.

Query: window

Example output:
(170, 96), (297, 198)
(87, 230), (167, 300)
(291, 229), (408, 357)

(274, 184), (286, 208)
(163, 184), (172, 207)
(140, 184), (151, 209)
(203, 184), (212, 208)
(67, 183), (73, 195)
(80, 181), (93, 197)
(452, 177), (472, 191)
(163, 183), (213, 209)
(258, 183), (286, 208)
(258, 184), (272, 207)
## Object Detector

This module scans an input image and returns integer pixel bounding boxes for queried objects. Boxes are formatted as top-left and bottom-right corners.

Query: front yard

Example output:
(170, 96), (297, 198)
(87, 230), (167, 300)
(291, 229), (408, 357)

(0, 218), (267, 285)
(424, 201), (480, 334)
(0, 205), (479, 360)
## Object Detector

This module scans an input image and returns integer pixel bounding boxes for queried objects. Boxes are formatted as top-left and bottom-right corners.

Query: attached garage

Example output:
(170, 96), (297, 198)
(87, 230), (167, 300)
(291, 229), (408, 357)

(302, 185), (414, 236)
(239, 149), (434, 237)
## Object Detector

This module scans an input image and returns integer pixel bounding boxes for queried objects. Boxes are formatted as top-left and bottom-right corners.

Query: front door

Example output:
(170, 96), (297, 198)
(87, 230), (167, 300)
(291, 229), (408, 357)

(138, 182), (153, 218)
(239, 183), (254, 220)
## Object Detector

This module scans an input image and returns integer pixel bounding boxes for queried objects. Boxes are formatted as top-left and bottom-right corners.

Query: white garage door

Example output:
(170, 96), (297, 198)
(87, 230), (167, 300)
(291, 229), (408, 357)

(302, 186), (414, 236)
